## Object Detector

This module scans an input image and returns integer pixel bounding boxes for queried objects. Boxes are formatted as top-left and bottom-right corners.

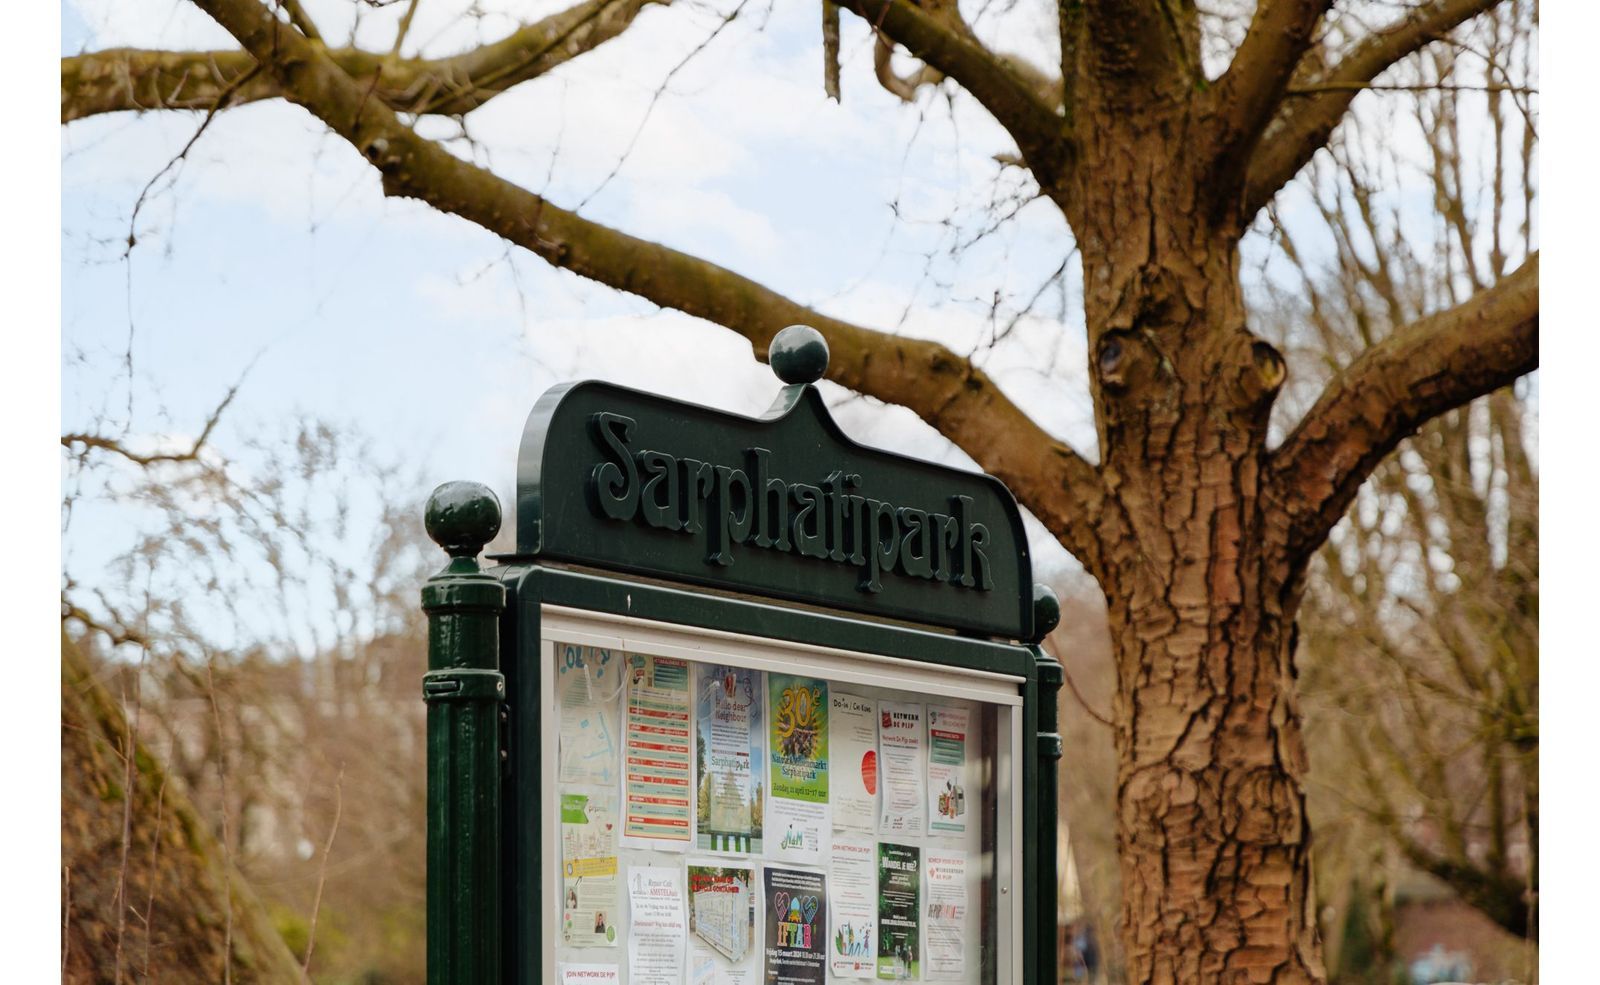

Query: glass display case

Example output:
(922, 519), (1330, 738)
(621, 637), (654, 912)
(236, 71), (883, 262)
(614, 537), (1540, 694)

(540, 605), (1025, 985)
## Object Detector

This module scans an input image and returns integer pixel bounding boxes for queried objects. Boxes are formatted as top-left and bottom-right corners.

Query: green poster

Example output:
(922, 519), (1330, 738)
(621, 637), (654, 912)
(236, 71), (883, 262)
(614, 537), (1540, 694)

(768, 675), (829, 803)
(876, 843), (920, 980)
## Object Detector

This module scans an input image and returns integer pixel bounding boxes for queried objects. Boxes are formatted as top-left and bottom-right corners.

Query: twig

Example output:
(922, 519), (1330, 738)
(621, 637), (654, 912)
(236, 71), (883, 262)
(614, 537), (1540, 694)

(301, 764), (346, 977)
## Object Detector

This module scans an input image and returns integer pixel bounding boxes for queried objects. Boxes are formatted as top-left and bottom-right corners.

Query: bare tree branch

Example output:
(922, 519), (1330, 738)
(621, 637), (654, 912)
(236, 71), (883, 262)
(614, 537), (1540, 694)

(180, 0), (1109, 571)
(1240, 0), (1507, 220)
(834, 1), (1070, 193)
(61, 0), (660, 122)
(1268, 253), (1537, 563)
(1208, 0), (1332, 206)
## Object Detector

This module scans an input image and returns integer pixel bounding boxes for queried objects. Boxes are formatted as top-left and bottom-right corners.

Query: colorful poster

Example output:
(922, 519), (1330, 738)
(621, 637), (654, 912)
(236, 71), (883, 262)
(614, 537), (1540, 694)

(688, 862), (758, 984)
(623, 654), (693, 848)
(830, 692), (878, 832)
(878, 702), (926, 837)
(559, 964), (619, 985)
(926, 705), (969, 836)
(924, 851), (968, 979)
(696, 665), (765, 854)
(876, 843), (921, 980)
(628, 866), (688, 985)
(828, 836), (878, 979)
(763, 866), (827, 985)
(560, 792), (618, 948)
(768, 675), (830, 865)
(557, 643), (622, 787)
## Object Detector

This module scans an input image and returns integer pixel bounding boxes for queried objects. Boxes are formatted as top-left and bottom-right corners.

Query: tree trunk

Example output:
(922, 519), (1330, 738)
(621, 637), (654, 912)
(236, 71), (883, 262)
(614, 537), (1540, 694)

(1071, 109), (1323, 982)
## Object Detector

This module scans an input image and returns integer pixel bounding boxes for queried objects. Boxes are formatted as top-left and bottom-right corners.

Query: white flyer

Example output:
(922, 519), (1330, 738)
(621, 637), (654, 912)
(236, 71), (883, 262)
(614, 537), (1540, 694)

(829, 692), (878, 832)
(878, 701), (926, 837)
(926, 705), (970, 836)
(628, 866), (687, 985)
(827, 836), (878, 979)
(557, 643), (622, 787)
(559, 964), (619, 985)
(924, 850), (969, 979)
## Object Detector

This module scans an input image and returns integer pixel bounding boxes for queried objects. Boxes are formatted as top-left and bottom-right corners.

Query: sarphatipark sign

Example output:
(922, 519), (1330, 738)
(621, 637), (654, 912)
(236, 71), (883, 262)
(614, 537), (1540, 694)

(420, 326), (1067, 985)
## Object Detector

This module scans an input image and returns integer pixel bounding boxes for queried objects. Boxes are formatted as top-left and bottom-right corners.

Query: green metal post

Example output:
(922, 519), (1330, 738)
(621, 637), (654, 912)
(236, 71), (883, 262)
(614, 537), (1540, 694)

(422, 482), (507, 985)
(1030, 583), (1064, 985)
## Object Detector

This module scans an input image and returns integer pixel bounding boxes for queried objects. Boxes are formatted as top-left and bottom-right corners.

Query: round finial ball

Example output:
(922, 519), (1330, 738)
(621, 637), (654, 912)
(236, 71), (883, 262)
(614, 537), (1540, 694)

(1032, 583), (1061, 639)
(768, 325), (830, 385)
(425, 481), (502, 558)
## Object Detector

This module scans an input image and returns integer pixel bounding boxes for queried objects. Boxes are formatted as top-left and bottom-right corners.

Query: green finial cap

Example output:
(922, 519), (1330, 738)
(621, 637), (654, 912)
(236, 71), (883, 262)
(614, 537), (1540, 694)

(769, 324), (830, 385)
(1031, 583), (1060, 641)
(425, 481), (502, 560)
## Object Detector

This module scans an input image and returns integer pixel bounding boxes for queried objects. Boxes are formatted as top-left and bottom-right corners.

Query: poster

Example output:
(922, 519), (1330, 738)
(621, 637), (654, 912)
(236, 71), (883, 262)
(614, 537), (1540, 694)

(878, 701), (926, 837)
(628, 866), (687, 985)
(926, 705), (969, 836)
(876, 843), (921, 980)
(561, 792), (619, 947)
(768, 675), (830, 864)
(830, 692), (878, 832)
(623, 654), (693, 848)
(688, 862), (758, 984)
(828, 836), (878, 979)
(559, 964), (620, 985)
(557, 643), (622, 787)
(696, 665), (765, 854)
(763, 866), (828, 985)
(923, 851), (968, 979)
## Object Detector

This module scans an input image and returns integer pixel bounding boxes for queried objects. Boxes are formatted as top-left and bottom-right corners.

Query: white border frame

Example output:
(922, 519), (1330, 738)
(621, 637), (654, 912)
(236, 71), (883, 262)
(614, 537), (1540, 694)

(538, 603), (1026, 983)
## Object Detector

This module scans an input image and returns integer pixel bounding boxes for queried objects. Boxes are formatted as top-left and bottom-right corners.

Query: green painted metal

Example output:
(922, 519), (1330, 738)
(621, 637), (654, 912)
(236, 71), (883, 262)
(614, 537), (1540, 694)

(423, 325), (1070, 984)
(512, 327), (1034, 639)
(422, 482), (507, 985)
(1029, 585), (1065, 985)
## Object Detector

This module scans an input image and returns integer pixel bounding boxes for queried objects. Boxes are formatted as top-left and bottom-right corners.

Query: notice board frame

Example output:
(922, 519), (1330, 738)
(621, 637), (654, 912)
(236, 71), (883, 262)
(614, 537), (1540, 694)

(420, 326), (1067, 985)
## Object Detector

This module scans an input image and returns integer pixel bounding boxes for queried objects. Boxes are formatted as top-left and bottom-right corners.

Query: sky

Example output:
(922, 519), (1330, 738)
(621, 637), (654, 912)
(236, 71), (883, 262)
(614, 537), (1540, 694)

(59, 0), (1120, 637)
(57, 0), (1540, 653)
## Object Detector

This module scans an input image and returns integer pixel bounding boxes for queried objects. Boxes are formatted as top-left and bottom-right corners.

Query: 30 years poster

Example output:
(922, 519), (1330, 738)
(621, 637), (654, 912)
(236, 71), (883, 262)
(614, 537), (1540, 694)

(767, 675), (830, 864)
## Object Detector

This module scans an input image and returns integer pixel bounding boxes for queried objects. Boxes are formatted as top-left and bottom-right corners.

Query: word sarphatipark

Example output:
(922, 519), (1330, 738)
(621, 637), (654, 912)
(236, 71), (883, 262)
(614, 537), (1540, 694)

(420, 325), (1069, 985)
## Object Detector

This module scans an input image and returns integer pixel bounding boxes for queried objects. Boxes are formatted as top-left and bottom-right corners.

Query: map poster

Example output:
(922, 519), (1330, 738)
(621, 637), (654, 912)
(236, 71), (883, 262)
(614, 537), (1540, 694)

(696, 665), (765, 854)
(767, 675), (831, 865)
(924, 851), (968, 979)
(557, 643), (622, 787)
(829, 692), (878, 832)
(628, 866), (688, 985)
(560, 792), (619, 947)
(876, 843), (921, 981)
(763, 866), (828, 985)
(926, 705), (970, 836)
(828, 836), (878, 979)
(688, 862), (758, 985)
(623, 654), (693, 849)
(878, 702), (926, 837)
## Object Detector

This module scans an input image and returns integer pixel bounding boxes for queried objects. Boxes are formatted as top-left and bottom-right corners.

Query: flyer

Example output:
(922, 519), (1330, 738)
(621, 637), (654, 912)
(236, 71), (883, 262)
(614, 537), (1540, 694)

(628, 866), (688, 985)
(926, 705), (969, 836)
(557, 643), (622, 787)
(828, 836), (878, 979)
(623, 654), (693, 849)
(878, 701), (926, 837)
(687, 862), (758, 984)
(923, 851), (968, 979)
(768, 675), (830, 865)
(696, 665), (765, 854)
(876, 843), (921, 981)
(763, 866), (828, 985)
(559, 964), (619, 985)
(560, 792), (619, 947)
(829, 692), (878, 832)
